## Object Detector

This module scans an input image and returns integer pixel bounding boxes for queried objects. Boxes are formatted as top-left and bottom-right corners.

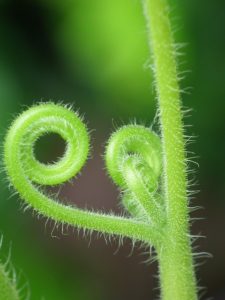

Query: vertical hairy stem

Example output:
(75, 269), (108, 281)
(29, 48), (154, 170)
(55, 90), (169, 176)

(143, 0), (197, 299)
(3, 0), (200, 298)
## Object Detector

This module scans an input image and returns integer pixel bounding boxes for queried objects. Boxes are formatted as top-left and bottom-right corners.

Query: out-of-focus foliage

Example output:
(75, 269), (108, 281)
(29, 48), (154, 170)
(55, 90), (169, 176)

(42, 0), (154, 117)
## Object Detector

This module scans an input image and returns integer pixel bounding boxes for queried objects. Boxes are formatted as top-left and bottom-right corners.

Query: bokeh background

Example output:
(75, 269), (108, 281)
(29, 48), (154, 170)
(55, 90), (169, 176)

(0, 0), (225, 299)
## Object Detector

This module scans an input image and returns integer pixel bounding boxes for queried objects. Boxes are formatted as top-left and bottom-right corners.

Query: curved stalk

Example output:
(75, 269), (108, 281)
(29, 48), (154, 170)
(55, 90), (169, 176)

(3, 103), (163, 247)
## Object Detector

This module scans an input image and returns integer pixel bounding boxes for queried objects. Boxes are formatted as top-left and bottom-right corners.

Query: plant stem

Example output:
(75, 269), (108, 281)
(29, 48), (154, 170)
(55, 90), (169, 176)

(0, 263), (19, 300)
(4, 104), (162, 247)
(143, 0), (197, 299)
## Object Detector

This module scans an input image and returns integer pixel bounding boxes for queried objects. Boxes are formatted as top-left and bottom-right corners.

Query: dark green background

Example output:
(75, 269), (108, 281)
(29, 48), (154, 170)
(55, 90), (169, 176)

(0, 0), (225, 299)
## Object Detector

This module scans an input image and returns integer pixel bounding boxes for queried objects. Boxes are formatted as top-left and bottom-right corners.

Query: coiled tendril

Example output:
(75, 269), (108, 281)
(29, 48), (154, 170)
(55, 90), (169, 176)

(105, 125), (164, 226)
(4, 103), (164, 247)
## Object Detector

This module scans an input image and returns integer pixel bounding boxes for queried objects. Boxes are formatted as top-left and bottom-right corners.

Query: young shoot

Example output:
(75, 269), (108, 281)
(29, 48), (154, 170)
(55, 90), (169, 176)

(2, 0), (199, 299)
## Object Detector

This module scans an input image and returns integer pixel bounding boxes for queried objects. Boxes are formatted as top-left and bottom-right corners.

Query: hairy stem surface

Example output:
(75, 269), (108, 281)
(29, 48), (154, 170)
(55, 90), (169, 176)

(143, 0), (197, 299)
(3, 104), (162, 247)
(0, 263), (19, 300)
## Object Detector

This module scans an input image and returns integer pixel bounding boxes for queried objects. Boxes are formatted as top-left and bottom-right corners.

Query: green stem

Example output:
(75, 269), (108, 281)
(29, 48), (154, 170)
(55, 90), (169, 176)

(143, 0), (197, 299)
(0, 263), (19, 300)
(3, 104), (162, 247)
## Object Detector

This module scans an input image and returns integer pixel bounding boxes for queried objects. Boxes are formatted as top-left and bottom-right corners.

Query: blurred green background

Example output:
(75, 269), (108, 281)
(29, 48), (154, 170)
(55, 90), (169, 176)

(0, 0), (225, 299)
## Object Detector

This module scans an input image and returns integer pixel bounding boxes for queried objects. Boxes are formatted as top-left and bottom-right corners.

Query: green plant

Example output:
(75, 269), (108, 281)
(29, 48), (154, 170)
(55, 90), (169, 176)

(3, 103), (161, 244)
(143, 0), (198, 299)
(0, 254), (20, 300)
(2, 0), (199, 299)
(0, 267), (19, 300)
